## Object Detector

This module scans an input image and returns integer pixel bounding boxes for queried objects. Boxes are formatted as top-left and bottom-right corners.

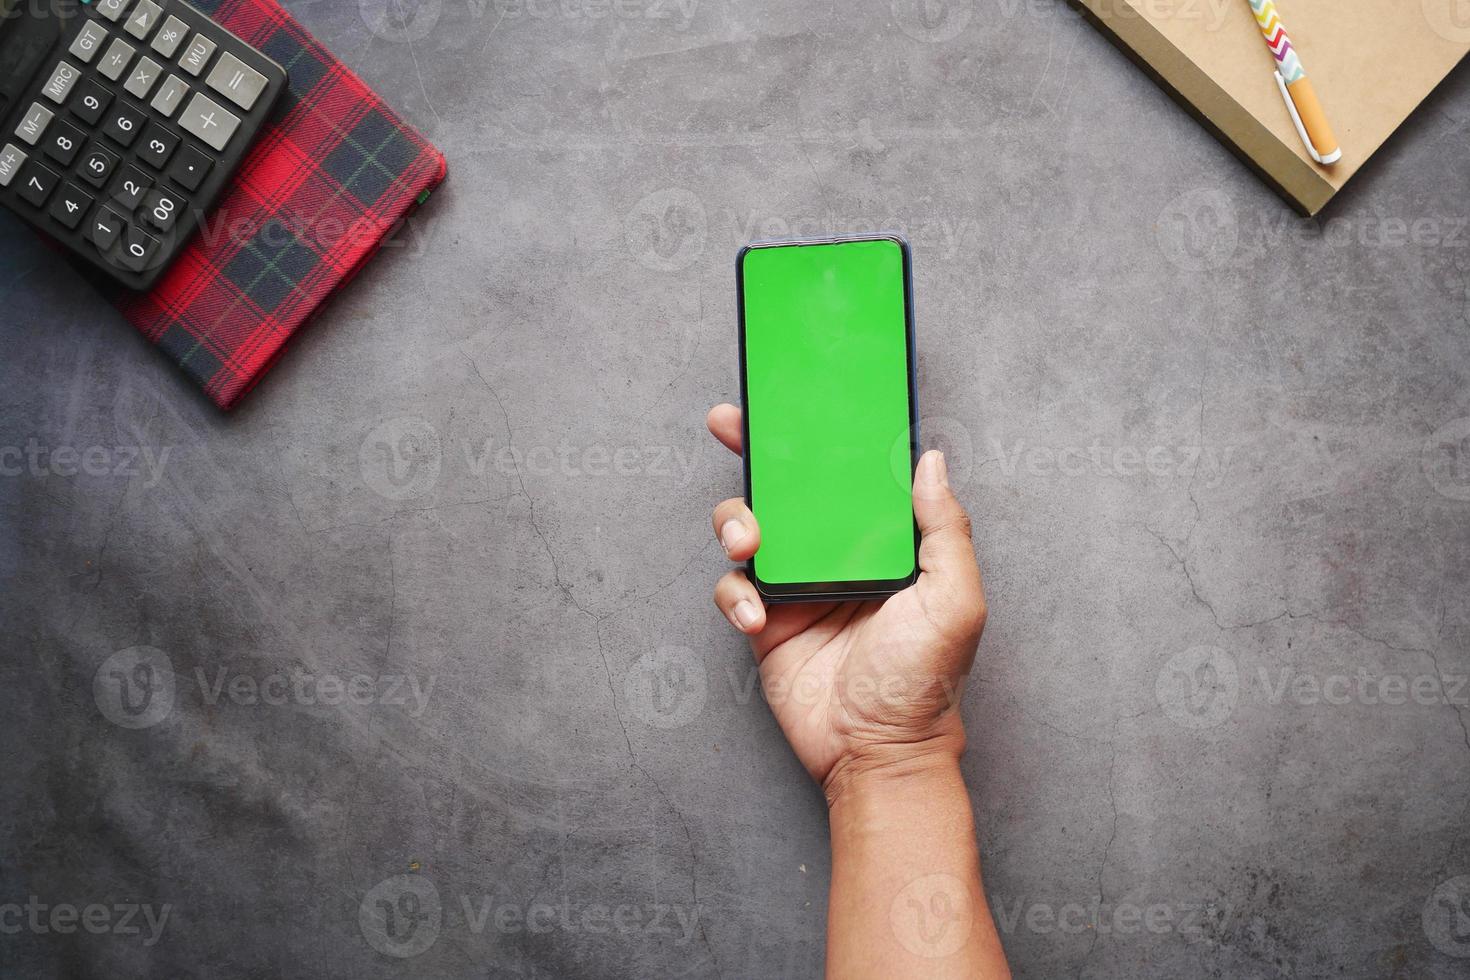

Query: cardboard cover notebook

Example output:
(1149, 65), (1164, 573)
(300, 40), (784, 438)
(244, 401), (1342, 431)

(1074, 0), (1470, 214)
(111, 0), (447, 410)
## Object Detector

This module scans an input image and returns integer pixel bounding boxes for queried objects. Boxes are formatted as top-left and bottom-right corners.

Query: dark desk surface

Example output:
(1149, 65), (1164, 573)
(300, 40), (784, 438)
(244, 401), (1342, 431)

(3, 2), (1469, 976)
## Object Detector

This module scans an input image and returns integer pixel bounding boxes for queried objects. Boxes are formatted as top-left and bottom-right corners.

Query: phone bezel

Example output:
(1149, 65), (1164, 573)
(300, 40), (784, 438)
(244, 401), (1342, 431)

(735, 234), (921, 604)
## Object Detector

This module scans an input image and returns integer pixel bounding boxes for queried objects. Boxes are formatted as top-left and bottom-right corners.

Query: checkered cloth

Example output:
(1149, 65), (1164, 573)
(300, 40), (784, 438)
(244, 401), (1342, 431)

(112, 0), (447, 410)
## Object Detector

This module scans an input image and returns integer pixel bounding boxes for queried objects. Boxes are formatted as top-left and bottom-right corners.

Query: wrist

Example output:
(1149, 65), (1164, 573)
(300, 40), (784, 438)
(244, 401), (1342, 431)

(822, 728), (967, 812)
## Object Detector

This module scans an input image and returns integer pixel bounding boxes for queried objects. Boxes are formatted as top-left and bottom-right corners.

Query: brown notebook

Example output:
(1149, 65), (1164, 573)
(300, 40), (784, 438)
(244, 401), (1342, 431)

(1075, 0), (1470, 214)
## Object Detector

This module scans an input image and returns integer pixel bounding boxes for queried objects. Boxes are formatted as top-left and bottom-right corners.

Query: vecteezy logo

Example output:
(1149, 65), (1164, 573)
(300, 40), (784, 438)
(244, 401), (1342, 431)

(1423, 0), (1470, 43)
(360, 0), (444, 42)
(359, 875), (442, 958)
(892, 0), (975, 43)
(1422, 417), (1470, 502)
(625, 189), (707, 272)
(1154, 188), (1238, 272)
(359, 417), (442, 501)
(93, 647), (176, 729)
(1423, 875), (1470, 958)
(890, 873), (973, 958)
(623, 646), (707, 730)
(1156, 645), (1239, 729)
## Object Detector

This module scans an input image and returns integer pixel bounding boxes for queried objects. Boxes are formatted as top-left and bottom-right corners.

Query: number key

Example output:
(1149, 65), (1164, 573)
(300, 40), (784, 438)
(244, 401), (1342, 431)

(43, 118), (86, 167)
(69, 78), (114, 126)
(166, 143), (213, 192)
(110, 164), (152, 210)
(102, 103), (145, 147)
(118, 225), (162, 273)
(77, 143), (120, 189)
(90, 206), (127, 253)
(48, 181), (95, 231)
(142, 187), (183, 232)
(137, 122), (178, 169)
(17, 160), (61, 208)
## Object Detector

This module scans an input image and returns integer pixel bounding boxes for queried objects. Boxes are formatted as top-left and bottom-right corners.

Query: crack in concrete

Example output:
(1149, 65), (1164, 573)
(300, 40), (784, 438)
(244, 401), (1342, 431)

(1138, 516), (1470, 757)
(384, 537), (397, 668)
(1078, 720), (1123, 975)
(1134, 521), (1293, 632)
(82, 475), (133, 594)
(463, 349), (722, 977)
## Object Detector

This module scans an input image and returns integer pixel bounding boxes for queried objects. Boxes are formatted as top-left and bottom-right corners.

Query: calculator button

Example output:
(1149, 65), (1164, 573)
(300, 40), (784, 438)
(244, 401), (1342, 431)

(110, 164), (152, 210)
(69, 78), (114, 125)
(166, 143), (212, 191)
(90, 206), (127, 252)
(102, 103), (145, 147)
(149, 75), (189, 119)
(141, 187), (183, 232)
(69, 21), (109, 64)
(152, 16), (189, 58)
(16, 160), (60, 208)
(96, 0), (133, 22)
(206, 52), (269, 111)
(42, 61), (81, 105)
(77, 143), (121, 188)
(177, 93), (239, 152)
(98, 39), (135, 82)
(124, 55), (162, 100)
(43, 118), (86, 167)
(48, 181), (94, 230)
(178, 35), (217, 77)
(14, 102), (54, 146)
(119, 225), (162, 272)
(125, 0), (163, 41)
(137, 122), (179, 169)
(0, 144), (26, 187)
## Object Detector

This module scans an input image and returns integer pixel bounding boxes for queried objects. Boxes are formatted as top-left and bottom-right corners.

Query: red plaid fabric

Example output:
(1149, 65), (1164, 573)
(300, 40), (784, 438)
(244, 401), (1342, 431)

(112, 0), (447, 410)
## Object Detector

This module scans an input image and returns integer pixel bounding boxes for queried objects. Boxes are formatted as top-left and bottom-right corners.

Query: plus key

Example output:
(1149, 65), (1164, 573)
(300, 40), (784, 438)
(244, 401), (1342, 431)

(177, 93), (239, 152)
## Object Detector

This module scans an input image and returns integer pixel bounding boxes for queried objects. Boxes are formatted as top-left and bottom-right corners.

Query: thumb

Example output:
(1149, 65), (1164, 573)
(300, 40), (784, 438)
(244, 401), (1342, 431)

(912, 450), (984, 613)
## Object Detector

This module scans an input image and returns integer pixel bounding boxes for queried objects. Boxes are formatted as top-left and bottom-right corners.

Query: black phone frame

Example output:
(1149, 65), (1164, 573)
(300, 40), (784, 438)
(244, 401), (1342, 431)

(735, 233), (922, 605)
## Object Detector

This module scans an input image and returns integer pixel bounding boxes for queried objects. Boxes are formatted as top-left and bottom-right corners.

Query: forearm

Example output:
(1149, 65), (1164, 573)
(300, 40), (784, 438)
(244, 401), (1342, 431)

(825, 743), (1011, 979)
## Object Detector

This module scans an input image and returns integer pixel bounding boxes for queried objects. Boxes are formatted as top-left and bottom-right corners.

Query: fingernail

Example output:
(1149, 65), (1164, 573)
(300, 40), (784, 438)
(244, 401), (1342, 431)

(733, 600), (761, 629)
(922, 450), (949, 488)
(720, 519), (748, 555)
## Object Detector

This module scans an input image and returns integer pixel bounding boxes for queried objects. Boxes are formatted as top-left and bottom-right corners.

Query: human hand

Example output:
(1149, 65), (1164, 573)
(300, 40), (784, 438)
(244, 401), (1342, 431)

(707, 403), (987, 804)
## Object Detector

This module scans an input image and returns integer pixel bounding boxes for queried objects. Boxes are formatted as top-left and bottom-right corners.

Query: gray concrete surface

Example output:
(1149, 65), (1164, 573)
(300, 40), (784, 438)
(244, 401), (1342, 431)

(3, 1), (1470, 976)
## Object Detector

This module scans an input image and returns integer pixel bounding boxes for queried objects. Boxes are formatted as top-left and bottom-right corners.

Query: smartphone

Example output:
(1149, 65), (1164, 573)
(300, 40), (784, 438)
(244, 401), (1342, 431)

(736, 235), (920, 603)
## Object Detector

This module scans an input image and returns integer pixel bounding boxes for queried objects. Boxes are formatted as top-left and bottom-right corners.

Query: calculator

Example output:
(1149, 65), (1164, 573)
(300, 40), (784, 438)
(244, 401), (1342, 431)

(0, 0), (286, 290)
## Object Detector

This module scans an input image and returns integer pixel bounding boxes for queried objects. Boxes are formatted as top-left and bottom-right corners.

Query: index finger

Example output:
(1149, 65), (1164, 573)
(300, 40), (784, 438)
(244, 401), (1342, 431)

(706, 404), (742, 456)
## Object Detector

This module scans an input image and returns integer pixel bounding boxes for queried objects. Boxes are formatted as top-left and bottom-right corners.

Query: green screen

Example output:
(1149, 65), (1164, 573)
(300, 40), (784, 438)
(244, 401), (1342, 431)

(741, 239), (916, 586)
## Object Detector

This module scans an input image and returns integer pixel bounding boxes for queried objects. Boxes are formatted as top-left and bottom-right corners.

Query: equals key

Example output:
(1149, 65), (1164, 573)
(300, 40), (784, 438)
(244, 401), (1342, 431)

(205, 52), (268, 112)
